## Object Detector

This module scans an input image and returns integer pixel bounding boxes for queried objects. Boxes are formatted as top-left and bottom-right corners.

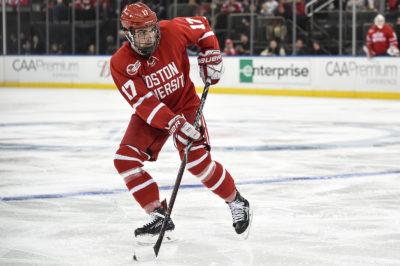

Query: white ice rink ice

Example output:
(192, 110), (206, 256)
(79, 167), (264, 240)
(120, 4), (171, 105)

(1, 88), (400, 265)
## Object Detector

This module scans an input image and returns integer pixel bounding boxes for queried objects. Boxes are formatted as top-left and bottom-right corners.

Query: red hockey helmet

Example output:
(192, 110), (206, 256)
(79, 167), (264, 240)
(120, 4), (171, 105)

(120, 3), (160, 57)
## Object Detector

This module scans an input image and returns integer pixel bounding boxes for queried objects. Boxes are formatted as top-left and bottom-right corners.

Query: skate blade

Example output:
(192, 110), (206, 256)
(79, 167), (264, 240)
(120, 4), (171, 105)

(238, 207), (253, 240)
(135, 232), (178, 246)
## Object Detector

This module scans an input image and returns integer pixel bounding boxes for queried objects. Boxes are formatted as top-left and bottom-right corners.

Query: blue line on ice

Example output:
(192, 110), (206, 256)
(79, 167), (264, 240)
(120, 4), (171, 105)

(1, 170), (399, 202)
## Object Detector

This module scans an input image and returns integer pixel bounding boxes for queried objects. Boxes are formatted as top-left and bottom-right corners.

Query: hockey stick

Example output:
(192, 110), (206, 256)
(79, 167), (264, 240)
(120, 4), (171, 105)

(133, 78), (212, 261)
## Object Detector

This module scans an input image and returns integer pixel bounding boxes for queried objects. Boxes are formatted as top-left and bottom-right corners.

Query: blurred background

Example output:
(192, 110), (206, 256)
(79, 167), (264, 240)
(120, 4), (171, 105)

(1, 0), (399, 56)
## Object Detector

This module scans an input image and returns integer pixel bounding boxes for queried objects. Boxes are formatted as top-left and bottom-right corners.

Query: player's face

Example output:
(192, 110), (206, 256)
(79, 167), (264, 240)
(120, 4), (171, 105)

(132, 25), (158, 49)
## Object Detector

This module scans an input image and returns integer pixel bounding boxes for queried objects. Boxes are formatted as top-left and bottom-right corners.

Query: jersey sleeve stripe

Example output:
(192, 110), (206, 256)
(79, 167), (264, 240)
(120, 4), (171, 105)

(132, 91), (154, 114)
(146, 102), (165, 125)
(198, 31), (215, 42)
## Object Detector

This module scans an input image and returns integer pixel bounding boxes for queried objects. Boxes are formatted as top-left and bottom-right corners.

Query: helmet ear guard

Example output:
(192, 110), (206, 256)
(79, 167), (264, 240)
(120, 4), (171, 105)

(120, 3), (160, 57)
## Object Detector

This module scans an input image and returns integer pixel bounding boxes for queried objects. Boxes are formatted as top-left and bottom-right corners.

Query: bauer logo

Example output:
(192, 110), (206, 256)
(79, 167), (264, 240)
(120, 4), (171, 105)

(240, 59), (253, 83)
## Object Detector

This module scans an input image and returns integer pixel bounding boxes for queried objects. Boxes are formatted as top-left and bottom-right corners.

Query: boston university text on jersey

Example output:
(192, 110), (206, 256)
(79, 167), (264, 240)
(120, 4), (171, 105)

(143, 61), (185, 100)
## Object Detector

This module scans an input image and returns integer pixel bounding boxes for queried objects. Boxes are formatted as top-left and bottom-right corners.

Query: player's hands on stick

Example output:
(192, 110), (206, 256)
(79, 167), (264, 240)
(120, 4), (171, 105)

(167, 115), (201, 143)
(198, 49), (224, 85)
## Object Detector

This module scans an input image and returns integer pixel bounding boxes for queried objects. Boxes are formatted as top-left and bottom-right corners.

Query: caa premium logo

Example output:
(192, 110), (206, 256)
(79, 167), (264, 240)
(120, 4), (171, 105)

(12, 59), (79, 73)
(12, 59), (38, 71)
(325, 61), (398, 77)
(126, 61), (141, 75)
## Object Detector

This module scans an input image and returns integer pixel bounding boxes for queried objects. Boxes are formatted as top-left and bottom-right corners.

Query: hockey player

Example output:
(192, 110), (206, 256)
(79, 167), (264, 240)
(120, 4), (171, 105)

(365, 14), (399, 57)
(110, 3), (251, 240)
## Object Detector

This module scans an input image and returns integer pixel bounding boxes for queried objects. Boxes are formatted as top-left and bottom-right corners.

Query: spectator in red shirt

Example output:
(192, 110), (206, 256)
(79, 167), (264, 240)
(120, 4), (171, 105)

(387, 0), (399, 11)
(223, 38), (237, 55)
(365, 14), (399, 56)
(221, 0), (244, 14)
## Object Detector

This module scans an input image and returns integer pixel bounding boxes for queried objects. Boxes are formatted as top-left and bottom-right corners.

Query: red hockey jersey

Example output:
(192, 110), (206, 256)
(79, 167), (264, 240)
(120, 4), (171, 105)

(366, 24), (398, 56)
(110, 16), (219, 131)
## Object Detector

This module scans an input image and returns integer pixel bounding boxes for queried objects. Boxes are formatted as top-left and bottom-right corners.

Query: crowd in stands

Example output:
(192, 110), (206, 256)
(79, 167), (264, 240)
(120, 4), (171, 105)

(1, 0), (399, 55)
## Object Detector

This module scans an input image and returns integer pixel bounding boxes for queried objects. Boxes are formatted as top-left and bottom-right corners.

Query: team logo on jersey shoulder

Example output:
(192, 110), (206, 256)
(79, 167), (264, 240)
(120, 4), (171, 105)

(126, 61), (141, 76)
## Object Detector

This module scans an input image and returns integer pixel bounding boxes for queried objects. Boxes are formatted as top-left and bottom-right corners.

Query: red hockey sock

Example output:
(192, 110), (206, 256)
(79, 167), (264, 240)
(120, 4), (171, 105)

(183, 145), (236, 200)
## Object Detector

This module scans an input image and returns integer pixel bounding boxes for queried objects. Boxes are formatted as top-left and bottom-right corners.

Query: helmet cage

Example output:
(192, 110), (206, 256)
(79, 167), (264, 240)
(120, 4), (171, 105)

(123, 23), (160, 57)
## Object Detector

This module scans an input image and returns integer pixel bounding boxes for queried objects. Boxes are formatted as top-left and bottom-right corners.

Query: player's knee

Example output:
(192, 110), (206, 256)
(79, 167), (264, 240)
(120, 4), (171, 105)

(114, 145), (144, 173)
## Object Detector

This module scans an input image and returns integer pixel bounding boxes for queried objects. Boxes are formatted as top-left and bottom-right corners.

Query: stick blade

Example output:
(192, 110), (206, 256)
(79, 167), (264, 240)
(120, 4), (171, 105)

(133, 246), (157, 262)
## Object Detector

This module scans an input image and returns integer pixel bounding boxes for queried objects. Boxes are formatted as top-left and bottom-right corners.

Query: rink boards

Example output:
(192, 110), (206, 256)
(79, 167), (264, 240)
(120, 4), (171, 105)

(0, 55), (399, 100)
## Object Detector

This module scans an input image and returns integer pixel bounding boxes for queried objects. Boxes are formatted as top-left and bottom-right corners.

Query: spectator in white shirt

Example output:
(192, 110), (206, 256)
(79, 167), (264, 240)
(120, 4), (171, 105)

(260, 0), (279, 16)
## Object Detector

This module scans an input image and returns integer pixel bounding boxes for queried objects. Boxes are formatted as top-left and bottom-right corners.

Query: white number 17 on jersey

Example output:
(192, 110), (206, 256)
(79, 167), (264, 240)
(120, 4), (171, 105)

(185, 18), (205, 30)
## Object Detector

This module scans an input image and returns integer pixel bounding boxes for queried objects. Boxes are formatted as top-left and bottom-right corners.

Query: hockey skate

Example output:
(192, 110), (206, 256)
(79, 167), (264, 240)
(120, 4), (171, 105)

(134, 201), (176, 246)
(227, 191), (252, 239)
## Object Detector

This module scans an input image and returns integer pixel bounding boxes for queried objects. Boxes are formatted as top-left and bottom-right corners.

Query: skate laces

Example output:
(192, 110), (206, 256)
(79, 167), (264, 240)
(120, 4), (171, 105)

(228, 199), (246, 224)
(143, 210), (165, 228)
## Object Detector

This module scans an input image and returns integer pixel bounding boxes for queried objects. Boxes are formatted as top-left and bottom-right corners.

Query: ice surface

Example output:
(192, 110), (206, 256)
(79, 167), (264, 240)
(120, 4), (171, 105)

(1, 88), (400, 265)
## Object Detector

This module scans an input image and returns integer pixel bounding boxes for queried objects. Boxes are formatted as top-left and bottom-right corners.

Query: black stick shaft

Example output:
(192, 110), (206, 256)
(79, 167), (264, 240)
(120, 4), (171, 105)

(153, 80), (211, 256)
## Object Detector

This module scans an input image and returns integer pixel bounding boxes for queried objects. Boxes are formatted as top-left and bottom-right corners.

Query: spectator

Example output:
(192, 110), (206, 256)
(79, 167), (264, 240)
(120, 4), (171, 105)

(366, 0), (379, 11)
(244, 2), (258, 13)
(53, 0), (69, 22)
(105, 35), (116, 55)
(75, 0), (96, 20)
(8, 33), (18, 54)
(387, 0), (399, 11)
(295, 0), (306, 29)
(236, 34), (251, 55)
(87, 44), (96, 55)
(223, 38), (237, 55)
(221, 0), (244, 14)
(260, 0), (279, 16)
(295, 39), (308, 55)
(260, 40), (286, 56)
(277, 0), (292, 19)
(346, 0), (367, 10)
(365, 14), (399, 56)
(22, 39), (31, 55)
(99, 0), (114, 20)
(31, 35), (44, 54)
(310, 41), (325, 55)
(50, 43), (61, 54)
(267, 19), (287, 42)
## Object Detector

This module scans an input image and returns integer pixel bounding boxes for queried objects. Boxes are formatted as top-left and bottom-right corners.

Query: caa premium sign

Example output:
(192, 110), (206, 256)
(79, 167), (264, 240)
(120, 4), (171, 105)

(4, 56), (114, 84)
(319, 58), (400, 91)
(10, 58), (80, 79)
(239, 58), (311, 85)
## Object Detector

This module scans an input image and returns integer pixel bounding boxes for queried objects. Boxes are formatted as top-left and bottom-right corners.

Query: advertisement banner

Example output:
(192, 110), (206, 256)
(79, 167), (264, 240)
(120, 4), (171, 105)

(1, 56), (400, 99)
(238, 58), (312, 85)
(2, 56), (114, 86)
(317, 58), (400, 92)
